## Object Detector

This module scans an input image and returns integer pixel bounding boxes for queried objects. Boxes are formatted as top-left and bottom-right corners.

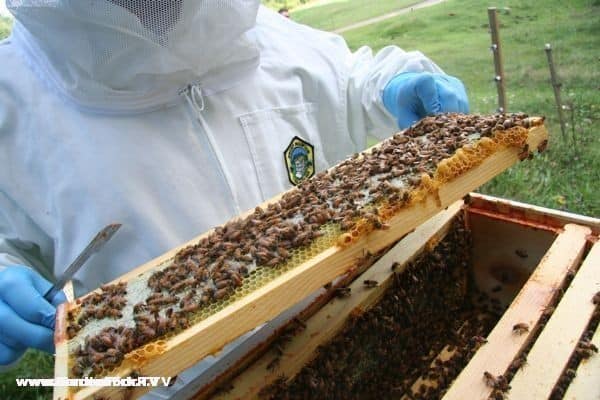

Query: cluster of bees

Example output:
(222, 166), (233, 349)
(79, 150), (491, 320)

(260, 217), (502, 399)
(67, 113), (537, 378)
(67, 282), (127, 338)
(71, 325), (136, 376)
(484, 371), (511, 396)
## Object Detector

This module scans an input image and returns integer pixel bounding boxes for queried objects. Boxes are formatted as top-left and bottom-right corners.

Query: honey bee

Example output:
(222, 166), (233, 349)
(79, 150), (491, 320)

(470, 335), (488, 346)
(133, 302), (147, 314)
(483, 372), (510, 391)
(106, 309), (123, 319)
(363, 279), (378, 288)
(512, 322), (529, 335)
(94, 308), (106, 319)
(266, 257), (281, 267)
(576, 339), (598, 359)
(277, 247), (289, 259)
(257, 237), (275, 249)
(105, 348), (121, 358)
(98, 331), (115, 347)
(170, 278), (196, 293)
(293, 317), (306, 331)
(137, 324), (156, 339)
(134, 314), (154, 324)
(71, 364), (84, 377)
(334, 287), (351, 298)
(229, 271), (243, 287)
(88, 349), (105, 363)
(564, 368), (577, 379)
(264, 356), (281, 373)
(515, 248), (528, 258)
(181, 302), (200, 314)
(517, 144), (530, 161)
(255, 250), (270, 262)
(508, 354), (527, 373)
(214, 279), (230, 290)
(483, 371), (497, 388)
(147, 295), (178, 306)
(66, 324), (81, 339)
(215, 288), (229, 300)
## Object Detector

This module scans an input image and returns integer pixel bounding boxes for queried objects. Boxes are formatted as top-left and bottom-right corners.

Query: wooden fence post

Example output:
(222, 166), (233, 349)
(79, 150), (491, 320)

(544, 43), (568, 141)
(488, 7), (507, 113)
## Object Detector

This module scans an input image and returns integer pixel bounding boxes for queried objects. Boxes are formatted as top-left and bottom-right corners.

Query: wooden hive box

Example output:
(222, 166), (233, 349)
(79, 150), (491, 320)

(53, 114), (549, 400)
(205, 194), (599, 400)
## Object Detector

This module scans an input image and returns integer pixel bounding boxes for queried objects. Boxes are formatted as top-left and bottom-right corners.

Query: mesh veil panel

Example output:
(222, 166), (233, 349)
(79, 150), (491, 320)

(7, 0), (261, 106)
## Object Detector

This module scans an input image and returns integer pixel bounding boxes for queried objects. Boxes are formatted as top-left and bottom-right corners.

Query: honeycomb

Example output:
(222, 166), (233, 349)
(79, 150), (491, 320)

(178, 222), (340, 326)
(124, 340), (168, 365)
(66, 223), (341, 379)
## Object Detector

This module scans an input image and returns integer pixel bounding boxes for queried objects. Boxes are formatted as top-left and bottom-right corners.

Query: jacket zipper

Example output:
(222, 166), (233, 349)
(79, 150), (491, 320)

(180, 84), (242, 215)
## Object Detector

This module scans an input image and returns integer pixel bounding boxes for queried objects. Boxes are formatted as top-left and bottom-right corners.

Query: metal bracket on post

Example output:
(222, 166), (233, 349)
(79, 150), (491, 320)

(488, 7), (507, 113)
(545, 43), (568, 141)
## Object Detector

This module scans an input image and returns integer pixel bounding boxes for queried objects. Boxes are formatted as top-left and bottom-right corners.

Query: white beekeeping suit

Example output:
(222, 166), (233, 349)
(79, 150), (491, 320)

(1, 0), (443, 293)
(0, 0), (446, 396)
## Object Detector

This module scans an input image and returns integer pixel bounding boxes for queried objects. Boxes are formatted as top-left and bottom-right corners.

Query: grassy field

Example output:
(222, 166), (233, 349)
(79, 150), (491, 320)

(0, 1), (598, 399)
(339, 0), (599, 216)
(292, 0), (421, 31)
(0, 350), (54, 400)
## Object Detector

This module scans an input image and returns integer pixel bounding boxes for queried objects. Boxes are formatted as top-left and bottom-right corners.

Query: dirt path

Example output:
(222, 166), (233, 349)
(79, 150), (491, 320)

(333, 0), (446, 33)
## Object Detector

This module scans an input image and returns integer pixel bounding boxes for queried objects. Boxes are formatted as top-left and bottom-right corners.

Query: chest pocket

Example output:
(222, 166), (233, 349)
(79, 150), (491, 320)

(239, 102), (328, 200)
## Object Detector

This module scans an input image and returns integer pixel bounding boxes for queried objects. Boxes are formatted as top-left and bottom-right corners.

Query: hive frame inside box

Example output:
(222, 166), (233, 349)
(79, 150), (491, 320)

(53, 121), (548, 400)
(210, 193), (599, 400)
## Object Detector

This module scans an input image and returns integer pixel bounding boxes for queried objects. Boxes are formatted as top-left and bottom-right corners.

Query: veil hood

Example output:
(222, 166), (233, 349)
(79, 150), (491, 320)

(8, 0), (261, 112)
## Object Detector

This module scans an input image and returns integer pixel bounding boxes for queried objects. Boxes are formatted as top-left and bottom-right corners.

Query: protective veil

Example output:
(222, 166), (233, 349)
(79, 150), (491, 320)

(7, 0), (261, 112)
(1, 1), (443, 397)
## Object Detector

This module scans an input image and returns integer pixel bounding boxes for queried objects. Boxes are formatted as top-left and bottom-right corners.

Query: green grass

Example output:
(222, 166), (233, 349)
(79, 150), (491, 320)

(291, 0), (421, 31)
(0, 350), (54, 400)
(340, 0), (599, 216)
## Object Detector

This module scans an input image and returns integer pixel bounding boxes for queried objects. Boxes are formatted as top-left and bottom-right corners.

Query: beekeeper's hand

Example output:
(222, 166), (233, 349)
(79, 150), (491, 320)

(383, 72), (469, 129)
(0, 265), (66, 364)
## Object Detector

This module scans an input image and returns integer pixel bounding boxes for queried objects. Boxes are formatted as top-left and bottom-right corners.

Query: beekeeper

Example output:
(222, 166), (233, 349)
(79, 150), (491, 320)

(0, 0), (468, 384)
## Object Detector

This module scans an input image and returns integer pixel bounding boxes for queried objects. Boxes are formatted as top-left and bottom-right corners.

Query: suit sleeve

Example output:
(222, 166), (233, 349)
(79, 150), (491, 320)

(344, 45), (444, 142)
(0, 192), (55, 281)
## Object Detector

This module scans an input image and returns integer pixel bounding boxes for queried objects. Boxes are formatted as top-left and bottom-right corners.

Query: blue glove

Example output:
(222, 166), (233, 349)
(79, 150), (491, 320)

(383, 72), (469, 129)
(0, 266), (66, 364)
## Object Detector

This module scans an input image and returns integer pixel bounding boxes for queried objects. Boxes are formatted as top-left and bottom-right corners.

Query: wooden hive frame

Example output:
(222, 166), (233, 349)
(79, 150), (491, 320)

(213, 196), (599, 400)
(443, 224), (596, 400)
(563, 312), (600, 400)
(210, 201), (466, 399)
(53, 115), (548, 400)
(503, 237), (599, 399)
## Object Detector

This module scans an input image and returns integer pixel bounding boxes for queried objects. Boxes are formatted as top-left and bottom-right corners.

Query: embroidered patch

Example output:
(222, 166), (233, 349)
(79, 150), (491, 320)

(283, 136), (315, 186)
